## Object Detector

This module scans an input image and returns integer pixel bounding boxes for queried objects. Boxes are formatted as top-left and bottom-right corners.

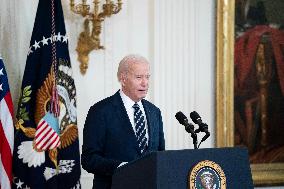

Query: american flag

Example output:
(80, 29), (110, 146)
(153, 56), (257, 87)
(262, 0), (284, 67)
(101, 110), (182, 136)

(0, 56), (14, 189)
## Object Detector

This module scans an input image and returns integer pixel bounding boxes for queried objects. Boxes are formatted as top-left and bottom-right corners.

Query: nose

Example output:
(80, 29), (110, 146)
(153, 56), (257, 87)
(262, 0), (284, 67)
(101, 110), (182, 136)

(141, 77), (149, 87)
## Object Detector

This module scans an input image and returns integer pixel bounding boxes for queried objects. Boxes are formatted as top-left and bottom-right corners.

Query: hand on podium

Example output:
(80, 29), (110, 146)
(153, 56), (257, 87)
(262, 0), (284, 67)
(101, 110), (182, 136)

(117, 162), (128, 168)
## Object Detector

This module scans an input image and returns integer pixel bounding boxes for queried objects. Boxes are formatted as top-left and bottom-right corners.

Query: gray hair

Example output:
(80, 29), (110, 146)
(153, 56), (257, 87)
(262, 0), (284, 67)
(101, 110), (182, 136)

(117, 54), (149, 81)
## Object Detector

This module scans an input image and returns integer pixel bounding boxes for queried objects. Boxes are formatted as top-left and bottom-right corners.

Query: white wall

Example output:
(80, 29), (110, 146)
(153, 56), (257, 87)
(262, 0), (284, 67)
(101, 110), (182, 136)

(0, 0), (282, 188)
(152, 0), (215, 151)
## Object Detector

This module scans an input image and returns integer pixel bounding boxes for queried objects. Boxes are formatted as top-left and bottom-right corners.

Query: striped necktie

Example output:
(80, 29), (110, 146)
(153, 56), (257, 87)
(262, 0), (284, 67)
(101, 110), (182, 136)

(133, 103), (148, 153)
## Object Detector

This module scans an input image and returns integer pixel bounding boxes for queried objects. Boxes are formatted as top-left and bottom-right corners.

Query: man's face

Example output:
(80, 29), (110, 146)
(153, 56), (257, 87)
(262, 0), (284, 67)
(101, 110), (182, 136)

(122, 62), (150, 102)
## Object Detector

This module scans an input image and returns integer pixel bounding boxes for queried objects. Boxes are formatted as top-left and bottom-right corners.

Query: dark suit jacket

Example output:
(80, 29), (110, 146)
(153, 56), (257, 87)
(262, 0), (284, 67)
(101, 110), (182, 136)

(81, 91), (165, 189)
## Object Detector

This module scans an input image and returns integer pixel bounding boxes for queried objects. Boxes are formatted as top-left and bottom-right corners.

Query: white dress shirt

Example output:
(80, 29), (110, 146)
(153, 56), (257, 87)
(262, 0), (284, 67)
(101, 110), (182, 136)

(117, 90), (150, 168)
(119, 90), (149, 143)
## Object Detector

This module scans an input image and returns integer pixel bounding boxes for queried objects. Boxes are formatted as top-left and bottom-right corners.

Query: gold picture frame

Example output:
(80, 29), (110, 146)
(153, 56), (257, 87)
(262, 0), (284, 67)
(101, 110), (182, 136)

(216, 0), (284, 186)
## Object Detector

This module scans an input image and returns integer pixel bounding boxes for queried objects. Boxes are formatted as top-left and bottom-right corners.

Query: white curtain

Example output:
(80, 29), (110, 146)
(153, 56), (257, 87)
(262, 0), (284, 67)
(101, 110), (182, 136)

(0, 0), (38, 111)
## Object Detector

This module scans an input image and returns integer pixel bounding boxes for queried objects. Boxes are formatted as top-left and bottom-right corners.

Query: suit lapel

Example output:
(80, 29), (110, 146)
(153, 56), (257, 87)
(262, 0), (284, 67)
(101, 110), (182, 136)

(142, 100), (154, 150)
(112, 91), (134, 135)
(112, 91), (141, 154)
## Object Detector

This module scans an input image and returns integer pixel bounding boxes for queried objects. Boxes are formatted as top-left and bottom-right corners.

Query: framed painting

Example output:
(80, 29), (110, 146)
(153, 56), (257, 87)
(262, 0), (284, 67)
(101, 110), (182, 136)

(216, 0), (284, 186)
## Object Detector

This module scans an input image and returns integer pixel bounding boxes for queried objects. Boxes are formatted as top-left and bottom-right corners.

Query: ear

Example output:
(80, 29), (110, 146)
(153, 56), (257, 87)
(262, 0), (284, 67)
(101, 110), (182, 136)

(120, 74), (126, 86)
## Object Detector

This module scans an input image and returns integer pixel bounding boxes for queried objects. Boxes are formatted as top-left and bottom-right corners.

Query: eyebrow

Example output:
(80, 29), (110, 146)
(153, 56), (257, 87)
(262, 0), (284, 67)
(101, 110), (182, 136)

(134, 74), (150, 76)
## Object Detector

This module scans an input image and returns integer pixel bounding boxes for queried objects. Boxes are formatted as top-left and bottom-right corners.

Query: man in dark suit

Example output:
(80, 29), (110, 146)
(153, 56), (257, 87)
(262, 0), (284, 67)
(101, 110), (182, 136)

(81, 54), (165, 189)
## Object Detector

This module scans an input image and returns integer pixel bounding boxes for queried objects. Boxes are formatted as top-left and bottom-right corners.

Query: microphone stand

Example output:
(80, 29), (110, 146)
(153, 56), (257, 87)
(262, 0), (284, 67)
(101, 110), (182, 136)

(185, 126), (198, 149)
(192, 134), (198, 149)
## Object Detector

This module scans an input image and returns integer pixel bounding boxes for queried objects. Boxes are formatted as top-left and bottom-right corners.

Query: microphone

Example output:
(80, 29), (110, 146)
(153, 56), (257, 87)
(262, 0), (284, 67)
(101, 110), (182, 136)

(190, 111), (210, 142)
(175, 111), (198, 149)
(175, 111), (195, 135)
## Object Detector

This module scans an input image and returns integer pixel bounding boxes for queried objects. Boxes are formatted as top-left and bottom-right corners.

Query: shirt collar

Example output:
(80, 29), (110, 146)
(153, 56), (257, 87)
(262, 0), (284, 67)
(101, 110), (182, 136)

(119, 90), (143, 108)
